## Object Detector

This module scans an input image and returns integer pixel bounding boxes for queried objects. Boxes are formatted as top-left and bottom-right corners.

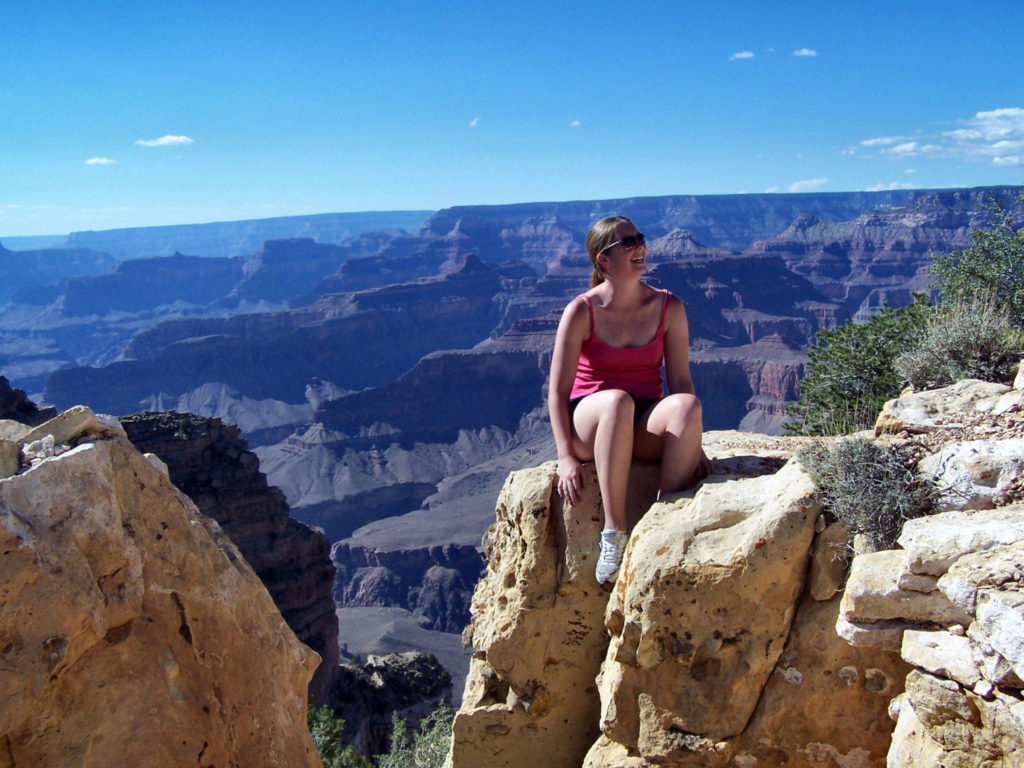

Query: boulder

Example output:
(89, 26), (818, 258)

(918, 440), (1024, 511)
(0, 411), (321, 767)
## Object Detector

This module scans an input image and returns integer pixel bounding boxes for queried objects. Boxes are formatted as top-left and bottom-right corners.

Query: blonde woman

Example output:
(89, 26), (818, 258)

(548, 216), (706, 583)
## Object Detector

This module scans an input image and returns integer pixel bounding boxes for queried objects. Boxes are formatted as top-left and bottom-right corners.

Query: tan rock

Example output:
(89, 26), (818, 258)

(728, 590), (911, 768)
(875, 380), (1015, 435)
(450, 460), (660, 768)
(0, 419), (30, 441)
(0, 439), (18, 479)
(808, 520), (851, 600)
(596, 459), (819, 755)
(0, 435), (321, 767)
(893, 669), (1024, 767)
(901, 630), (981, 687)
(887, 693), (946, 768)
(1014, 359), (1024, 390)
(839, 550), (972, 628)
(17, 404), (126, 447)
(899, 505), (1024, 576)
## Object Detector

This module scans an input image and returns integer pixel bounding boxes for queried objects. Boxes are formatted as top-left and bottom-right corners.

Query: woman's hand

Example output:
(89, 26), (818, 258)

(557, 454), (586, 505)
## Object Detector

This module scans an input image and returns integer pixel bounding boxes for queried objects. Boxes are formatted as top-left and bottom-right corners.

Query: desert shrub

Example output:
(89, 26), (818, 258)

(895, 295), (1023, 390)
(930, 197), (1024, 328)
(797, 437), (937, 550)
(784, 295), (931, 436)
(308, 703), (374, 768)
(377, 703), (454, 768)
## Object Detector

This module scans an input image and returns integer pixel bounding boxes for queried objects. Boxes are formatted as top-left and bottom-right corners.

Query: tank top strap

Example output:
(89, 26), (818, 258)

(578, 294), (595, 335)
(657, 289), (671, 331)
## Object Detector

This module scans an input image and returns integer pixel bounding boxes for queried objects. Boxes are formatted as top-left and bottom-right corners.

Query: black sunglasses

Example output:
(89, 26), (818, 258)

(601, 233), (646, 252)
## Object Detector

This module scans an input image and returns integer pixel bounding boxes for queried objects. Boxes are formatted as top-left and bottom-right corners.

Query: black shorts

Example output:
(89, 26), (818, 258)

(568, 393), (661, 425)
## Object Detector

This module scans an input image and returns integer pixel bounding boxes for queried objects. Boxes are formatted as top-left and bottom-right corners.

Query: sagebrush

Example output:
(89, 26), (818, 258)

(895, 296), (1023, 390)
(797, 437), (937, 550)
(377, 704), (454, 768)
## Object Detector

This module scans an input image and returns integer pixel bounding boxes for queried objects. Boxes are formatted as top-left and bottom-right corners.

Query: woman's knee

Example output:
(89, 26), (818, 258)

(664, 393), (702, 429)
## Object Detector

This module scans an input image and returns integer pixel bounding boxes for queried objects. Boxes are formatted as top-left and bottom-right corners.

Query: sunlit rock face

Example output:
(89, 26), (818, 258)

(0, 407), (322, 767)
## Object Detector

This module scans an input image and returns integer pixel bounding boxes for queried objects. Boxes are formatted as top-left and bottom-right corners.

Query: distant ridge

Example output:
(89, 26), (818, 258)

(58, 209), (435, 259)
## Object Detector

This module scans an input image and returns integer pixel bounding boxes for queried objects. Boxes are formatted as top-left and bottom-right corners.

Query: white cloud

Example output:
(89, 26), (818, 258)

(729, 51), (754, 61)
(788, 177), (828, 193)
(860, 136), (905, 147)
(864, 181), (914, 191)
(765, 186), (780, 193)
(135, 135), (194, 147)
(85, 157), (116, 165)
(793, 48), (819, 57)
(570, 120), (581, 127)
(858, 107), (1024, 167)
(469, 116), (479, 128)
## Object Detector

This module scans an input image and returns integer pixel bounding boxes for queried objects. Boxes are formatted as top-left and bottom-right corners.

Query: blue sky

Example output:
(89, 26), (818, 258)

(3, 0), (1023, 237)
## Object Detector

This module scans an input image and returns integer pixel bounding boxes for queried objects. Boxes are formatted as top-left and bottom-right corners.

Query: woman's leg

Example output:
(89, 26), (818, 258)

(570, 389), (635, 531)
(634, 393), (704, 496)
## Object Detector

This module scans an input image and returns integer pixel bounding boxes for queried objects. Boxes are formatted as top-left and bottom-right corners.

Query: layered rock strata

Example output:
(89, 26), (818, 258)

(837, 378), (1024, 766)
(0, 407), (321, 766)
(119, 410), (338, 700)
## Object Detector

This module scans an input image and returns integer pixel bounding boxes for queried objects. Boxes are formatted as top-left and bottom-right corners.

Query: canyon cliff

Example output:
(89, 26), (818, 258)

(447, 370), (1024, 767)
(6, 186), (1023, 688)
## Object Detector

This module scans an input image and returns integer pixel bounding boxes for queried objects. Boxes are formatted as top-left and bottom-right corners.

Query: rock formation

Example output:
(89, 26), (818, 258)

(0, 407), (322, 767)
(448, 370), (1024, 767)
(119, 411), (339, 701)
(837, 378), (1024, 766)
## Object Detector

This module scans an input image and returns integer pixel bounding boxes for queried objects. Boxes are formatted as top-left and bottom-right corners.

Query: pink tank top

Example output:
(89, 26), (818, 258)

(570, 290), (669, 400)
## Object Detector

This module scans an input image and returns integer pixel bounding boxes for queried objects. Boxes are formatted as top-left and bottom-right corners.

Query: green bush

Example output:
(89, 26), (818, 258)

(377, 704), (454, 768)
(784, 296), (931, 436)
(308, 703), (374, 768)
(930, 197), (1024, 328)
(797, 437), (937, 550)
(895, 296), (1023, 390)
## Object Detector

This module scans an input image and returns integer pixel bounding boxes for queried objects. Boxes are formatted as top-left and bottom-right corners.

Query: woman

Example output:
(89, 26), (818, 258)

(548, 216), (705, 584)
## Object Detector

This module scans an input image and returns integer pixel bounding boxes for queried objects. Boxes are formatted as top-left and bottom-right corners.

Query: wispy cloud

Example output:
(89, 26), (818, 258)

(85, 157), (116, 165)
(469, 116), (479, 128)
(864, 181), (915, 191)
(788, 177), (829, 193)
(570, 120), (581, 127)
(853, 108), (1024, 166)
(729, 51), (754, 61)
(793, 48), (819, 57)
(135, 135), (194, 147)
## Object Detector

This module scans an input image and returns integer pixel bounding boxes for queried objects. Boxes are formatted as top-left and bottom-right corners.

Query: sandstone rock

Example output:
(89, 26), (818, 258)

(901, 630), (981, 687)
(1014, 359), (1024, 390)
(449, 460), (661, 768)
(875, 379), (1017, 435)
(0, 426), (321, 767)
(0, 439), (18, 479)
(918, 440), (1024, 511)
(596, 459), (819, 755)
(17, 403), (126, 447)
(120, 411), (339, 701)
(839, 550), (972, 633)
(889, 670), (1024, 767)
(0, 419), (31, 441)
(899, 505), (1024, 576)
(808, 520), (851, 600)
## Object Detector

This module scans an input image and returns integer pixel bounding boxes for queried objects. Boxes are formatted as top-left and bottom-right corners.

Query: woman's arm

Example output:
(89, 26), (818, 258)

(548, 297), (588, 503)
(663, 294), (695, 396)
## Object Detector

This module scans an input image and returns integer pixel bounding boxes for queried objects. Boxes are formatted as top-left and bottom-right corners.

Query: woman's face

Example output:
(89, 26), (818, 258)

(599, 222), (647, 277)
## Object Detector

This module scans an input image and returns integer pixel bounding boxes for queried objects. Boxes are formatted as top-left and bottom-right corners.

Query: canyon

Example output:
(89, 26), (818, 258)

(3, 186), (1022, 688)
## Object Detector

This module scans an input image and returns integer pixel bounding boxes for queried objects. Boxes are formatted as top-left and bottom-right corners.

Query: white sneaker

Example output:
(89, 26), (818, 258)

(596, 529), (628, 584)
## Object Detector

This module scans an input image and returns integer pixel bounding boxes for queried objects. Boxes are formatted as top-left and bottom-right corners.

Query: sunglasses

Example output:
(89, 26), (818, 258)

(601, 233), (646, 252)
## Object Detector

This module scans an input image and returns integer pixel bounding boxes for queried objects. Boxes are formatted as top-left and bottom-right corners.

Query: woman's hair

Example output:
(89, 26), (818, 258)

(585, 216), (633, 287)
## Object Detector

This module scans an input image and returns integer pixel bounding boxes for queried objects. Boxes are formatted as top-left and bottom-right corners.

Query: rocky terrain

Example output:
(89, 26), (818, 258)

(119, 411), (340, 701)
(0, 406), (323, 766)
(448, 368), (1024, 767)
(4, 186), (1023, 691)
